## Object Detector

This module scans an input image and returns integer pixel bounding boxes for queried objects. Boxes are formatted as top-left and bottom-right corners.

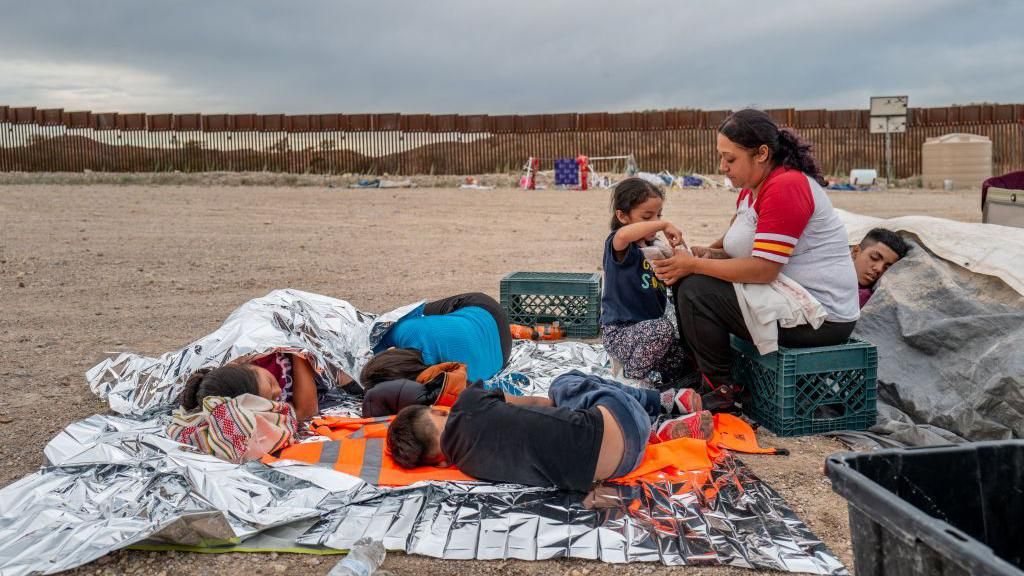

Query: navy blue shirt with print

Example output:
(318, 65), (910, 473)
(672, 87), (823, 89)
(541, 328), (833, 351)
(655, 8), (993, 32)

(600, 231), (667, 325)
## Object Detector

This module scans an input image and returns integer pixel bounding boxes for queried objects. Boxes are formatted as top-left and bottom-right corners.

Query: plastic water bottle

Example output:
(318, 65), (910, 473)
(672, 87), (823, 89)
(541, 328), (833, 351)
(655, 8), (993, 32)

(328, 537), (386, 576)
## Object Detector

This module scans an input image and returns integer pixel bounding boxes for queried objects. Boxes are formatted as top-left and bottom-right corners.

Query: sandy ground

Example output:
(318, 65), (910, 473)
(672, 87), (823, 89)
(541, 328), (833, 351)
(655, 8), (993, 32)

(0, 178), (981, 575)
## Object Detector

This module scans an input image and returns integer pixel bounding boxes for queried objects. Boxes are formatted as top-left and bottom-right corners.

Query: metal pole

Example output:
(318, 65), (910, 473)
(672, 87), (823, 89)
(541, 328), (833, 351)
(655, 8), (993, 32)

(885, 130), (893, 187)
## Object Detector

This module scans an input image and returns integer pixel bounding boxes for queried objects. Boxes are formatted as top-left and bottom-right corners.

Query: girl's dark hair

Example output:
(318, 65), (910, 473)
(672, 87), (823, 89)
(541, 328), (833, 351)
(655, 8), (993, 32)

(718, 109), (827, 186)
(609, 177), (665, 230)
(179, 364), (259, 411)
(359, 348), (429, 390)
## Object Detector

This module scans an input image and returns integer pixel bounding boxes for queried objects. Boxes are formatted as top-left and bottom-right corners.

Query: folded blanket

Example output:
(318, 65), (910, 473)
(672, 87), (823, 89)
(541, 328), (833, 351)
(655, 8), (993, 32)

(734, 273), (827, 354)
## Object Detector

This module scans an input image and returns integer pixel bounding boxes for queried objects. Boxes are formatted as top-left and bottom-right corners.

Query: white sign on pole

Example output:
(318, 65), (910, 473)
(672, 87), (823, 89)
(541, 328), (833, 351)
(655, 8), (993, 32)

(869, 95), (909, 186)
(870, 96), (908, 117)
(870, 115), (907, 134)
(886, 116), (907, 133)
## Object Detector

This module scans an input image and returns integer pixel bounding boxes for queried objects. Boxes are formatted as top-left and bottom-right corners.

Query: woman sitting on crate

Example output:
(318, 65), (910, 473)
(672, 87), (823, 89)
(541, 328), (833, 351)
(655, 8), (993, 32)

(651, 109), (859, 413)
(359, 292), (512, 417)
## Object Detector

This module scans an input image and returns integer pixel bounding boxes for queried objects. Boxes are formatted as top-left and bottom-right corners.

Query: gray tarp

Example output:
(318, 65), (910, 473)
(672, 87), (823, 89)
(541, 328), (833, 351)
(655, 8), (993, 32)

(837, 211), (1024, 446)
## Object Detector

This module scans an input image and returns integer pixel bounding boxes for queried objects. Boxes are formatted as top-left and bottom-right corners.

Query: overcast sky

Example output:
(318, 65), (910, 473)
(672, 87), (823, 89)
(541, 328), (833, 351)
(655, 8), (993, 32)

(1, 0), (1022, 115)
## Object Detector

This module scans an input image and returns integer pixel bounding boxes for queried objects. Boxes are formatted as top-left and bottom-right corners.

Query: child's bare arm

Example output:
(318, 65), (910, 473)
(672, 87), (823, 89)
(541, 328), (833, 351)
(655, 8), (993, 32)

(612, 221), (684, 251)
(289, 355), (319, 422)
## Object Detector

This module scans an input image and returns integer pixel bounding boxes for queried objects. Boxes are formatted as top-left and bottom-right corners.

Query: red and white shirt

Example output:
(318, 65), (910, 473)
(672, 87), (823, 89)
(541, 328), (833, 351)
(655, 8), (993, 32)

(723, 167), (859, 322)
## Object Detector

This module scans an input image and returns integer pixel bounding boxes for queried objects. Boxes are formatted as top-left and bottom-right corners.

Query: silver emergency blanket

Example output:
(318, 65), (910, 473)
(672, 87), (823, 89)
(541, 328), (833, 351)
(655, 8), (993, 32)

(497, 339), (613, 395)
(837, 212), (1024, 447)
(301, 460), (845, 573)
(86, 289), (422, 418)
(1, 413), (846, 575)
(1, 291), (847, 575)
(0, 414), (369, 575)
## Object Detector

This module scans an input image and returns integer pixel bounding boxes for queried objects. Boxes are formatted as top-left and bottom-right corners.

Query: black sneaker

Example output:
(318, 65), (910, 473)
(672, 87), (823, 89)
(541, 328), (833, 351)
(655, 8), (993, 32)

(701, 384), (740, 414)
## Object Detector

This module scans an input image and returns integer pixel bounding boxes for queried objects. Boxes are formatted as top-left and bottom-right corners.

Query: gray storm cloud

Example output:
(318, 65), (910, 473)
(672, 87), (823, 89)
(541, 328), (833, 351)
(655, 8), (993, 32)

(0, 0), (1021, 113)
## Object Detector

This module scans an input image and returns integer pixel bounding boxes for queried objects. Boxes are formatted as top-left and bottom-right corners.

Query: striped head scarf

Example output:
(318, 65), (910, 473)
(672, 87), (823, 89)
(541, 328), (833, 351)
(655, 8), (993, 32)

(168, 393), (297, 463)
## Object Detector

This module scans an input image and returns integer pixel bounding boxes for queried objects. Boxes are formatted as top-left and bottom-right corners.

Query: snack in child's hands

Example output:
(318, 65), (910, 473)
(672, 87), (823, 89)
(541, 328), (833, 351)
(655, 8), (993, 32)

(641, 238), (675, 267)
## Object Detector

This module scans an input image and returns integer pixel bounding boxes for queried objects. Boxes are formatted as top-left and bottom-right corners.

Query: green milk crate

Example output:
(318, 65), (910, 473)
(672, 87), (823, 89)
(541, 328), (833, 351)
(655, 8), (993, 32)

(500, 272), (602, 338)
(731, 335), (877, 437)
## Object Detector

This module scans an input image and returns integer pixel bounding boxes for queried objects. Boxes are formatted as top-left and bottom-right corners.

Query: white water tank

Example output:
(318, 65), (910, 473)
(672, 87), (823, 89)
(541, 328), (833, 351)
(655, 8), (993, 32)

(849, 169), (878, 187)
(922, 133), (992, 189)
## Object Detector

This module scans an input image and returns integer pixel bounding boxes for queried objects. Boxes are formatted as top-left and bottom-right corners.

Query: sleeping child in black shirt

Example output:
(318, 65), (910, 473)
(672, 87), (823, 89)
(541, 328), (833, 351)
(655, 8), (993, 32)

(386, 370), (711, 492)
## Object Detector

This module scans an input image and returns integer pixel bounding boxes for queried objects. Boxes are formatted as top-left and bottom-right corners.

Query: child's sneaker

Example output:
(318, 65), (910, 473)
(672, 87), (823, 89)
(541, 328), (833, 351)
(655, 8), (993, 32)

(673, 388), (702, 415)
(655, 410), (714, 442)
(659, 385), (702, 415)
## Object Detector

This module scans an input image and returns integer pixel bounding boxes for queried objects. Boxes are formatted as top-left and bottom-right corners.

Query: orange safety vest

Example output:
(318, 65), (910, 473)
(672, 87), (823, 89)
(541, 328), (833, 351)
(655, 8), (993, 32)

(710, 413), (789, 455)
(416, 362), (467, 408)
(612, 416), (785, 491)
(263, 415), (474, 486)
(611, 437), (718, 485)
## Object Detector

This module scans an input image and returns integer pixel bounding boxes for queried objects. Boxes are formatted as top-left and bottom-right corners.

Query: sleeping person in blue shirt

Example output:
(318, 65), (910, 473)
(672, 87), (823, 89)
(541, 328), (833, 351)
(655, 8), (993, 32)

(360, 292), (512, 416)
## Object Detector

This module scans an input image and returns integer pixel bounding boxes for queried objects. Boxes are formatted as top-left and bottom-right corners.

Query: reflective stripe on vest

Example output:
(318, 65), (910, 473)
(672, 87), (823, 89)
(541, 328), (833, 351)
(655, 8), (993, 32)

(361, 438), (384, 485)
(267, 416), (473, 486)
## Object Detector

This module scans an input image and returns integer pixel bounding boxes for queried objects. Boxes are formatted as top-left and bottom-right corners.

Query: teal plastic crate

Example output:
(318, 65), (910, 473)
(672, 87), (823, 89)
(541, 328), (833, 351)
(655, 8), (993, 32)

(500, 272), (602, 338)
(731, 335), (877, 437)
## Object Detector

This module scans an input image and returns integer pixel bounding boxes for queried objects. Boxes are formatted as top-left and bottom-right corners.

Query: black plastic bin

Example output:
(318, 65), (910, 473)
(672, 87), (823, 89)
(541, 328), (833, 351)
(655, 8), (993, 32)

(826, 441), (1024, 576)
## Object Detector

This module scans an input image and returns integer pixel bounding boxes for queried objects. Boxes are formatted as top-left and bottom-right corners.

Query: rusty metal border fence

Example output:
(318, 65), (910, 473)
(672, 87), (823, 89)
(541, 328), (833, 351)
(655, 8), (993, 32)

(1, 104), (1022, 178)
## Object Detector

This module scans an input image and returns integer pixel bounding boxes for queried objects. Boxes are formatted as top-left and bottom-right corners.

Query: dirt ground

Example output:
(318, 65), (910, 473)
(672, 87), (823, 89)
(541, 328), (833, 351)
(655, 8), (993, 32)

(0, 176), (981, 575)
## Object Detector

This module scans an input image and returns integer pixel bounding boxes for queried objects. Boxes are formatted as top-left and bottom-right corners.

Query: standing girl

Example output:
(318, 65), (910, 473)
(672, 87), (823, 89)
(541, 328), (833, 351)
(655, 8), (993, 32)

(601, 178), (692, 389)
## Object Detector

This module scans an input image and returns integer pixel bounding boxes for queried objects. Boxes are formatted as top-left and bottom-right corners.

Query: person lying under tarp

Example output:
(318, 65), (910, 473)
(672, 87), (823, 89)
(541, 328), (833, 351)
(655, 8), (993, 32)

(168, 350), (357, 462)
(385, 370), (715, 492)
(177, 352), (335, 422)
(171, 291), (510, 422)
(168, 291), (513, 458)
(850, 227), (911, 308)
(359, 291), (513, 415)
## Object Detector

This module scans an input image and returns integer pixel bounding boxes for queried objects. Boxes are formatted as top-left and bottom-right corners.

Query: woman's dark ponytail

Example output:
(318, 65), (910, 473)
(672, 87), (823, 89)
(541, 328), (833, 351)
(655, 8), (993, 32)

(776, 127), (826, 186)
(180, 368), (211, 410)
(718, 109), (827, 186)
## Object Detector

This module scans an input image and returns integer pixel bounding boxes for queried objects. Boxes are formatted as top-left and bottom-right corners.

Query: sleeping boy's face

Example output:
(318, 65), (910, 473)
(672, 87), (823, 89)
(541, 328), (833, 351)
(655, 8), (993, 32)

(851, 242), (901, 288)
(419, 408), (449, 466)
